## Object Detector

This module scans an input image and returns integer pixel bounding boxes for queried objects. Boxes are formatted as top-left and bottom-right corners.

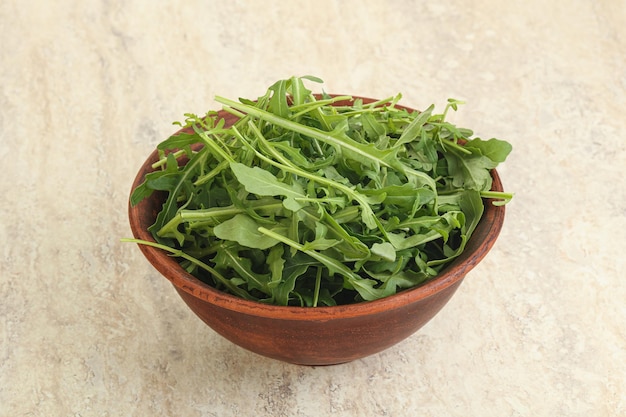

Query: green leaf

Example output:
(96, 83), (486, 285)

(387, 230), (442, 250)
(268, 79), (289, 118)
(371, 242), (396, 262)
(213, 244), (270, 293)
(213, 214), (283, 250)
(395, 104), (434, 147)
(156, 131), (200, 152)
(459, 190), (484, 238)
(300, 75), (324, 83)
(464, 137), (512, 163)
(301, 237), (342, 251)
(272, 253), (316, 305)
(230, 162), (305, 208)
(266, 245), (285, 288)
(360, 112), (387, 141)
(288, 76), (312, 107)
(445, 149), (497, 191)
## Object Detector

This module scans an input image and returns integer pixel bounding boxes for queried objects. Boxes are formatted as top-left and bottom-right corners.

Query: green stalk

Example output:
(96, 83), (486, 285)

(194, 159), (230, 186)
(192, 124), (235, 163)
(120, 238), (253, 300)
(480, 190), (514, 205)
(216, 96), (396, 170)
(288, 95), (353, 113)
(313, 267), (322, 307)
(152, 149), (186, 169)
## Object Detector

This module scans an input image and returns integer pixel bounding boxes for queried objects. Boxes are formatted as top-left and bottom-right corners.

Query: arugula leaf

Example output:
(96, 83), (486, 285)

(371, 242), (396, 262)
(213, 214), (284, 250)
(213, 243), (270, 292)
(465, 137), (512, 163)
(268, 79), (289, 118)
(444, 149), (498, 191)
(395, 104), (434, 147)
(230, 162), (305, 210)
(272, 253), (315, 305)
(459, 190), (484, 239)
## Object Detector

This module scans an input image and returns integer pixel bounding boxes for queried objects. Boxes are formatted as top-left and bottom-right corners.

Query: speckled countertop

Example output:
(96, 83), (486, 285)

(1, 1), (625, 416)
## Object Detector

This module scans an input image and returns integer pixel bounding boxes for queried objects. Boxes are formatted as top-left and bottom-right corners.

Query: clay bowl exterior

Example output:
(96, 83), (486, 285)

(128, 96), (506, 366)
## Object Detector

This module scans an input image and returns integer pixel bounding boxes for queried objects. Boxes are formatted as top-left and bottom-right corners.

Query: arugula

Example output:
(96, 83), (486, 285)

(128, 76), (513, 306)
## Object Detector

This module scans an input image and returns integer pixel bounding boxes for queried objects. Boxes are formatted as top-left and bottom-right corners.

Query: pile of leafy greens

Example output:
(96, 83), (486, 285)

(128, 76), (512, 306)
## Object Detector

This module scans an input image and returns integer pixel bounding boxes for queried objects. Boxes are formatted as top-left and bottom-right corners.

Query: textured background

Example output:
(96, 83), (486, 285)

(1, 0), (625, 416)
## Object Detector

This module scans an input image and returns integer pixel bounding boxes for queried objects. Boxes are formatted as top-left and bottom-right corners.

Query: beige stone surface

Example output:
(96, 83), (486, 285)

(1, 0), (625, 415)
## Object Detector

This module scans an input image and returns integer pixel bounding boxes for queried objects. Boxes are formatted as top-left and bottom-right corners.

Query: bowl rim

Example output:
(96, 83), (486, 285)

(128, 95), (506, 320)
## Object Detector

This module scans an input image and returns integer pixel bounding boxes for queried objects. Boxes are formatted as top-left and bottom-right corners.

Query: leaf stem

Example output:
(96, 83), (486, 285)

(216, 96), (395, 170)
(120, 238), (254, 300)
(152, 149), (186, 169)
(313, 267), (322, 307)
(480, 190), (514, 205)
(192, 124), (235, 163)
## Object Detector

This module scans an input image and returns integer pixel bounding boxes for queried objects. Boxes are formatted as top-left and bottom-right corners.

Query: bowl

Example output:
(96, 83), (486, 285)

(128, 96), (506, 365)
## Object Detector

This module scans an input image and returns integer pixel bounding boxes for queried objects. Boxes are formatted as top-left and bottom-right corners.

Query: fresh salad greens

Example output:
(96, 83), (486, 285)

(128, 76), (512, 306)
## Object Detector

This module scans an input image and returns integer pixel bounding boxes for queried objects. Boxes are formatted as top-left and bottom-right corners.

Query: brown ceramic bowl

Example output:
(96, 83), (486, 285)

(128, 96), (506, 366)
